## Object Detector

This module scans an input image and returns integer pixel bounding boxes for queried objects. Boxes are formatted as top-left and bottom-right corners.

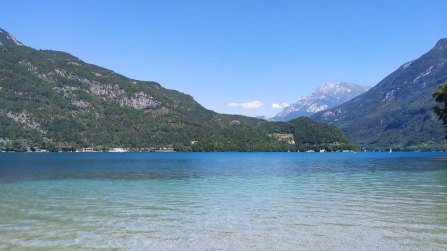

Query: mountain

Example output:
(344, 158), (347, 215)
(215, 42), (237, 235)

(0, 29), (23, 48)
(0, 28), (354, 152)
(271, 82), (370, 121)
(313, 38), (447, 150)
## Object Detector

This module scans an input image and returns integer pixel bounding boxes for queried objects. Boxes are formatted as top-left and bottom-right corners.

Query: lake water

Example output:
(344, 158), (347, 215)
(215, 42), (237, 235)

(0, 152), (446, 250)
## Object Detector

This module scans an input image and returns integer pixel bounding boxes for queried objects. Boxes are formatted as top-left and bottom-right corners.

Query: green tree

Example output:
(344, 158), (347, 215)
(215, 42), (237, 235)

(433, 83), (447, 137)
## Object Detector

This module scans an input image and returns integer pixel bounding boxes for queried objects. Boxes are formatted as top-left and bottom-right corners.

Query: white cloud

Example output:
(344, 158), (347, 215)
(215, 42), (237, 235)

(271, 102), (289, 109)
(242, 100), (263, 109)
(228, 100), (263, 109)
(272, 103), (282, 109)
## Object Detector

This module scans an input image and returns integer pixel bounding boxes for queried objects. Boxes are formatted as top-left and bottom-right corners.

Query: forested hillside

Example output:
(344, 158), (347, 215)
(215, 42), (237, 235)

(0, 28), (353, 152)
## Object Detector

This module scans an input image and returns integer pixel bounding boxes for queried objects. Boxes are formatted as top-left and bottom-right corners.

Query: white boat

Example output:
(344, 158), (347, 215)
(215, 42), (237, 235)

(109, 148), (128, 153)
(389, 148), (392, 153)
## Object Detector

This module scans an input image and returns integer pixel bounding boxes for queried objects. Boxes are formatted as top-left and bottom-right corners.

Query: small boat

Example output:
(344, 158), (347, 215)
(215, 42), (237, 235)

(389, 148), (392, 153)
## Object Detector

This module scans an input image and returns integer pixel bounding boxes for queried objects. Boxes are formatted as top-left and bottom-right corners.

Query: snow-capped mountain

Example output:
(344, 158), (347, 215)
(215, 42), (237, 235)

(271, 82), (370, 121)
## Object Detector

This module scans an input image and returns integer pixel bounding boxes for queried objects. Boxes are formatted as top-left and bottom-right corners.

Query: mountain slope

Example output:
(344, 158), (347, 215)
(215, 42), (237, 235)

(0, 28), (353, 152)
(271, 82), (369, 121)
(313, 38), (447, 150)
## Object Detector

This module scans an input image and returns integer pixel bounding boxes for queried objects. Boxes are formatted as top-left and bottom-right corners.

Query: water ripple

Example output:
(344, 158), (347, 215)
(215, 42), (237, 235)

(0, 152), (446, 250)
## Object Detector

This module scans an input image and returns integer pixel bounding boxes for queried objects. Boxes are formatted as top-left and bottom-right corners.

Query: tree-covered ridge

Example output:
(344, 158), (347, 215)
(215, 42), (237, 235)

(0, 28), (353, 152)
(179, 118), (354, 152)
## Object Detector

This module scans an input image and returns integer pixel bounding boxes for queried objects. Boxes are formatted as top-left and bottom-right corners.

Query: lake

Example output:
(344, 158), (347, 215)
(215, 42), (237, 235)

(0, 152), (446, 250)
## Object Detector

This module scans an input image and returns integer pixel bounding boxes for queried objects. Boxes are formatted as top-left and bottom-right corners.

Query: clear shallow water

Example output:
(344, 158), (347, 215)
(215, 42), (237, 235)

(0, 152), (446, 250)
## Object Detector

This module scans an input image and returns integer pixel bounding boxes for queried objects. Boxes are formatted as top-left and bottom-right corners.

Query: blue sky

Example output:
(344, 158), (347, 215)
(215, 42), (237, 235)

(1, 0), (446, 117)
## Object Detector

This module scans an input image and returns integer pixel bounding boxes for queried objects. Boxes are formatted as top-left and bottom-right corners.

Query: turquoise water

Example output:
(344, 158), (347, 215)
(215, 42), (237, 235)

(0, 152), (446, 250)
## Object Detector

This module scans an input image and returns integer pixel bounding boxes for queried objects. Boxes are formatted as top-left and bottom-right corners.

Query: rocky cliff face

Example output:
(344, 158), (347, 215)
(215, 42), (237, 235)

(271, 82), (370, 121)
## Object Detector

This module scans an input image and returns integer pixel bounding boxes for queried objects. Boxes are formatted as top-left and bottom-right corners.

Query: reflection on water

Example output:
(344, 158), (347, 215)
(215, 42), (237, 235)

(0, 152), (446, 250)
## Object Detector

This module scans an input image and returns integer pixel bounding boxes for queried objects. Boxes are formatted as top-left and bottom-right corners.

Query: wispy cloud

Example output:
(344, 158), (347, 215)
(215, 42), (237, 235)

(271, 102), (289, 109)
(228, 100), (263, 109)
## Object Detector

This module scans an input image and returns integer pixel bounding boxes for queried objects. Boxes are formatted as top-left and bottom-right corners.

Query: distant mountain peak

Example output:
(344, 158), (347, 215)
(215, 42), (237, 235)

(0, 28), (23, 48)
(315, 82), (361, 94)
(270, 82), (370, 121)
(435, 38), (447, 50)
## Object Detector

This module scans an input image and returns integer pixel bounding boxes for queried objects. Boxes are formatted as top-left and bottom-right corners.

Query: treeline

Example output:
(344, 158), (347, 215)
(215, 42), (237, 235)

(0, 117), (356, 152)
(174, 118), (356, 152)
